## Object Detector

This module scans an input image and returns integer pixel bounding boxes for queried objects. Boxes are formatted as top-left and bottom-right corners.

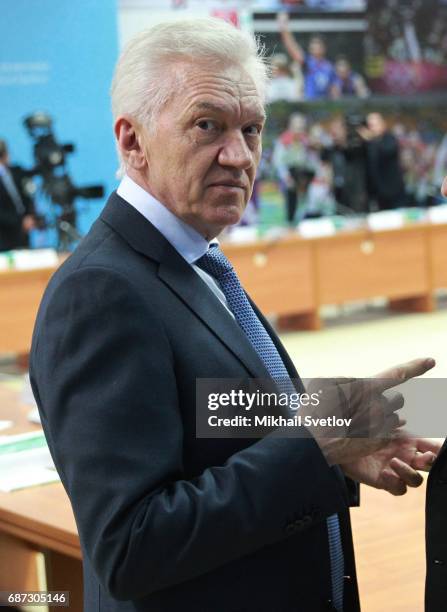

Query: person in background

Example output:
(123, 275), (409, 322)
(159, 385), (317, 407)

(304, 123), (336, 218)
(425, 167), (447, 612)
(266, 53), (302, 103)
(426, 175), (447, 612)
(0, 139), (36, 251)
(331, 56), (369, 99)
(398, 128), (438, 208)
(434, 133), (447, 196)
(322, 116), (369, 215)
(278, 12), (337, 100)
(321, 118), (348, 210)
(272, 113), (318, 224)
(358, 112), (407, 211)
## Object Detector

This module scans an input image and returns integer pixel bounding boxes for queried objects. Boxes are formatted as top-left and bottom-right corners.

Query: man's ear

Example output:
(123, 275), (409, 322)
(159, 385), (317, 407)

(114, 116), (147, 170)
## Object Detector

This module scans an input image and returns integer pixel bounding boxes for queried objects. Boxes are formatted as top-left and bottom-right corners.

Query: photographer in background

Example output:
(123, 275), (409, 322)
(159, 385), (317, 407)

(272, 113), (317, 224)
(0, 139), (36, 251)
(358, 113), (407, 211)
(322, 116), (369, 215)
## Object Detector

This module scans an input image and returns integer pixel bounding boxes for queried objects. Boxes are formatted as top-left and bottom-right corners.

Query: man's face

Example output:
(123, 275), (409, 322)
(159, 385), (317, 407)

(336, 60), (351, 79)
(309, 38), (326, 59)
(442, 176), (447, 199)
(137, 61), (265, 239)
(367, 113), (387, 137)
(330, 118), (346, 143)
(289, 114), (306, 133)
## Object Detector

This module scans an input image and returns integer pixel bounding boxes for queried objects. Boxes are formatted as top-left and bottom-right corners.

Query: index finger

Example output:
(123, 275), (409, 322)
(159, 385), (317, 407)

(415, 438), (443, 457)
(371, 358), (436, 392)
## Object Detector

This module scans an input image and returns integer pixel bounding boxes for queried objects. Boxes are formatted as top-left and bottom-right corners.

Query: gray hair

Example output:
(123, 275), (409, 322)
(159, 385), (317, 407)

(111, 18), (268, 176)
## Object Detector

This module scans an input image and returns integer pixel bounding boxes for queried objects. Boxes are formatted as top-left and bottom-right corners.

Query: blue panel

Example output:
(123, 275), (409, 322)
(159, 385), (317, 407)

(0, 0), (119, 242)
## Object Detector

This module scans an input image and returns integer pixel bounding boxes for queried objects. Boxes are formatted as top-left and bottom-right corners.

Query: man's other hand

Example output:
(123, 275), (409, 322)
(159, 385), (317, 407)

(306, 357), (435, 466)
(341, 436), (442, 496)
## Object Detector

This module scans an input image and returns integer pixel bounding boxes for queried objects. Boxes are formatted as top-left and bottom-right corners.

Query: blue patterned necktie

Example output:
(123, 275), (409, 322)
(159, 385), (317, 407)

(196, 245), (344, 612)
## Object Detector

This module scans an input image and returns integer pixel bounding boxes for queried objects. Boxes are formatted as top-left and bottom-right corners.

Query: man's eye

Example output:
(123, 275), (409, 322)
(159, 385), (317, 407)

(244, 125), (262, 136)
(197, 120), (217, 131)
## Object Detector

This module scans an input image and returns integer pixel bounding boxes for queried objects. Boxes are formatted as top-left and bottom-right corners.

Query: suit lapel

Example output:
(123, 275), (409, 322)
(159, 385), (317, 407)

(100, 192), (271, 379)
(158, 261), (271, 379)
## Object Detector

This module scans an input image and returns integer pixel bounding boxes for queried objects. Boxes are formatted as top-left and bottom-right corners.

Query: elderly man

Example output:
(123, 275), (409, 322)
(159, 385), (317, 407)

(30, 19), (438, 612)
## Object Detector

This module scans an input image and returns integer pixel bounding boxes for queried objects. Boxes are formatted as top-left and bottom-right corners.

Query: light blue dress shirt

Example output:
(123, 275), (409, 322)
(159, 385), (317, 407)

(117, 175), (233, 316)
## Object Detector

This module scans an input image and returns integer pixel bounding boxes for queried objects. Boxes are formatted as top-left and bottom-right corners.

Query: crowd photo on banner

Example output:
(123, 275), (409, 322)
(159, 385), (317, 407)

(1, 0), (447, 249)
(231, 0), (447, 231)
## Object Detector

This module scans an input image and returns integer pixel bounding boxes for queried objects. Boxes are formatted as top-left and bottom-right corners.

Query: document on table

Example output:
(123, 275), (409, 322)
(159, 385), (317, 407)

(0, 430), (60, 492)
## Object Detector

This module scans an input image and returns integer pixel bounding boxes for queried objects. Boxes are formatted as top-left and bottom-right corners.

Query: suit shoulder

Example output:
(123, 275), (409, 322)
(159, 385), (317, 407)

(36, 221), (153, 333)
(51, 217), (152, 286)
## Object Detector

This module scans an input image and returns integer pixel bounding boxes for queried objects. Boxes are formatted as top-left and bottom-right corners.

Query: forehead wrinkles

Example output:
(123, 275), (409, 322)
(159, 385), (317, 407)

(175, 69), (262, 117)
(183, 70), (258, 95)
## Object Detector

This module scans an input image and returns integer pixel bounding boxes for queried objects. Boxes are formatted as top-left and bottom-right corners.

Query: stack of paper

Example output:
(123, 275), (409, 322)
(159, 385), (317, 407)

(0, 431), (60, 492)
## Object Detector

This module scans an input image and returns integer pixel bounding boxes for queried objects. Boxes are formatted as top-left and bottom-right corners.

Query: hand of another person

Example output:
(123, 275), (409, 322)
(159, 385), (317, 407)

(357, 126), (374, 141)
(341, 436), (442, 496)
(305, 358), (435, 466)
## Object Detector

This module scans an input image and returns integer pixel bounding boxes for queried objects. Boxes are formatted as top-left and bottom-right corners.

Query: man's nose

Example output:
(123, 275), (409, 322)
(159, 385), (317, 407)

(442, 176), (447, 199)
(218, 131), (253, 169)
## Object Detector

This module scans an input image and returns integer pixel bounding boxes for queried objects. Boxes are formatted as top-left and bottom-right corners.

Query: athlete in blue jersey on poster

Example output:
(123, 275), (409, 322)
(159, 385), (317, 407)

(278, 12), (336, 99)
(331, 56), (369, 98)
(303, 51), (336, 98)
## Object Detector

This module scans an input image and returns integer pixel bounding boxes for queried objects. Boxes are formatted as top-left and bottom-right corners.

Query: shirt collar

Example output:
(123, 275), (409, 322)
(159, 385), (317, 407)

(117, 174), (217, 264)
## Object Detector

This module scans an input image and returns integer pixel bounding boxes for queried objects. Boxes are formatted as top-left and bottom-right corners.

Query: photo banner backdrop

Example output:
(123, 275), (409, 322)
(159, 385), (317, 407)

(365, 0), (447, 95)
(0, 0), (119, 241)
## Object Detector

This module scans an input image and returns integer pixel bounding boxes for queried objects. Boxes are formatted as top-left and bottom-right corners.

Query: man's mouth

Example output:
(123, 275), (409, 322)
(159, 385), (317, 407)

(208, 182), (245, 190)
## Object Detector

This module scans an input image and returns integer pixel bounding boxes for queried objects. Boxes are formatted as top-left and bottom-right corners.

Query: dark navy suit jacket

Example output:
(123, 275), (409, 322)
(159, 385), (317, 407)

(30, 193), (360, 611)
(425, 440), (447, 611)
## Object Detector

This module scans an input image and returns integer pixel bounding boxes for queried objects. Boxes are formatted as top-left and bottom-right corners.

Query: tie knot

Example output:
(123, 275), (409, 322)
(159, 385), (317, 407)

(195, 246), (233, 280)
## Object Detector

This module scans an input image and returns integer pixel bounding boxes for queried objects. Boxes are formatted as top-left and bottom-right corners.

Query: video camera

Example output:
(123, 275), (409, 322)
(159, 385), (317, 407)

(345, 113), (368, 149)
(22, 112), (104, 249)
